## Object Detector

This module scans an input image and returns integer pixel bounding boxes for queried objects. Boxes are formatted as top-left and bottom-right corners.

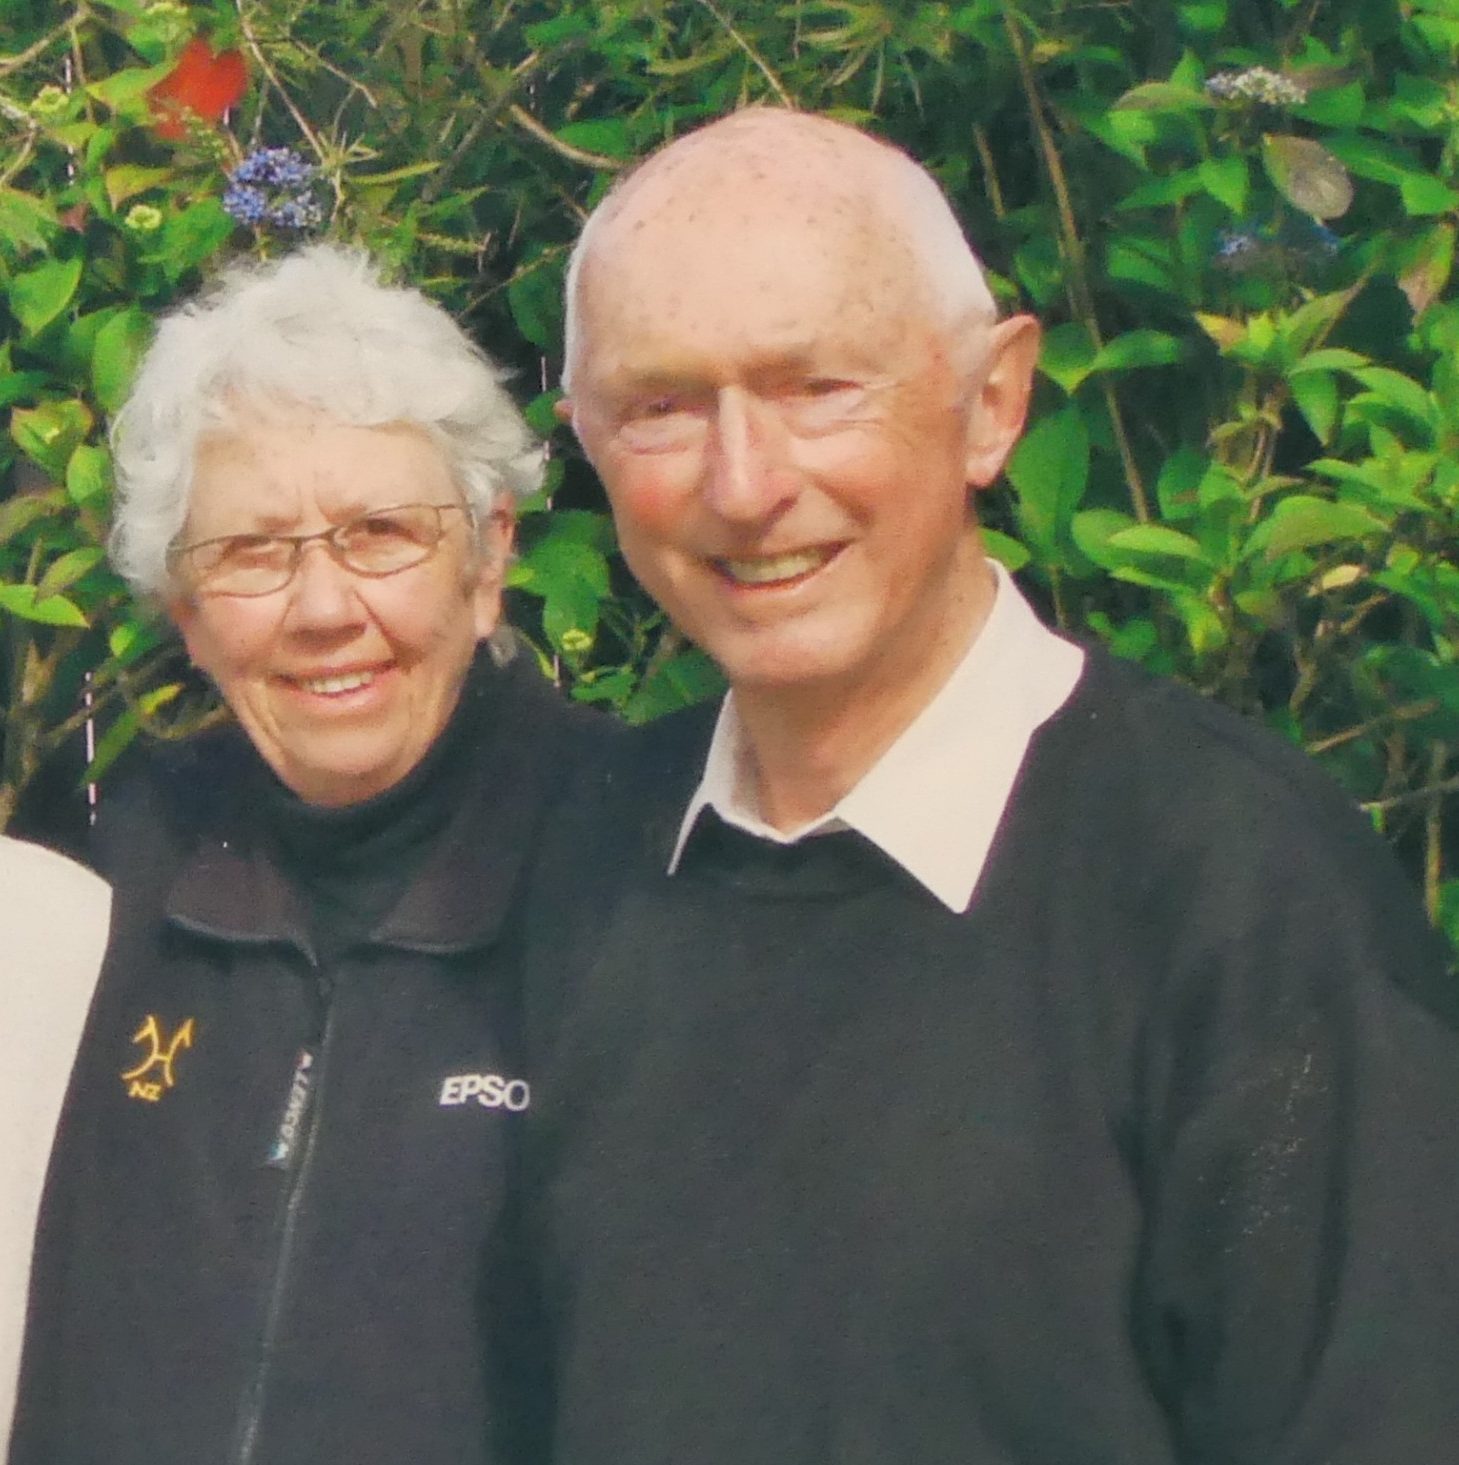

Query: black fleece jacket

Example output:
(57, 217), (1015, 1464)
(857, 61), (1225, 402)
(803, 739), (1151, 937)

(12, 649), (609, 1465)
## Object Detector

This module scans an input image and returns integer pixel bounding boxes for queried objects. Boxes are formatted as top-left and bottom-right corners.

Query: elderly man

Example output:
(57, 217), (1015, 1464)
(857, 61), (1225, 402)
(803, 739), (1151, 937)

(512, 109), (1459, 1465)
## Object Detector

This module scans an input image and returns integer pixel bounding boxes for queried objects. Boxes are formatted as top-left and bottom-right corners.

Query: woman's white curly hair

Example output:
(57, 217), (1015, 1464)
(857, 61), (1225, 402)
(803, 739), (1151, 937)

(110, 243), (544, 598)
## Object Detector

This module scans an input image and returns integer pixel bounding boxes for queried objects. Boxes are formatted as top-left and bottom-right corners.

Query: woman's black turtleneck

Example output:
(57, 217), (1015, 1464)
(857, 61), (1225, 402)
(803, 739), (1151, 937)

(259, 649), (499, 966)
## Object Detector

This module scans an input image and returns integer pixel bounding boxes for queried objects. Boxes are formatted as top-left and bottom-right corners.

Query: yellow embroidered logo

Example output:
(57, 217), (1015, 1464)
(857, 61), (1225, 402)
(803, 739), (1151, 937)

(120, 1015), (196, 1102)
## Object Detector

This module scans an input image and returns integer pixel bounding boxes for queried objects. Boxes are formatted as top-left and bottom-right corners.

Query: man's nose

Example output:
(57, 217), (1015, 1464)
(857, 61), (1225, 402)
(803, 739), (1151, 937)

(283, 539), (364, 628)
(703, 389), (794, 524)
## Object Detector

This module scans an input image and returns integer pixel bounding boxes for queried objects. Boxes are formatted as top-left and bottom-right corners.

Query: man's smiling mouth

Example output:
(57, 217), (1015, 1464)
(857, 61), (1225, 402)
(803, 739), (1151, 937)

(715, 547), (838, 586)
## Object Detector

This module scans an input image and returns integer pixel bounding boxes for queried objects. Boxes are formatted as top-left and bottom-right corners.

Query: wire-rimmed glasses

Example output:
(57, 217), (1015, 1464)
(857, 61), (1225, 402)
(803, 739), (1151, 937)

(169, 502), (470, 597)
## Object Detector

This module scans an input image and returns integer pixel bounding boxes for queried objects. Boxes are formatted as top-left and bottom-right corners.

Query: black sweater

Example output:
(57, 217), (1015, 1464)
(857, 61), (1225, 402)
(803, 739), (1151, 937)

(513, 646), (1459, 1465)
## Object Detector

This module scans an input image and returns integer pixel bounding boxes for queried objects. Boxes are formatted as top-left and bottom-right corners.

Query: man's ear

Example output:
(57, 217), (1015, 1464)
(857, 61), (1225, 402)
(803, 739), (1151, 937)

(471, 507), (516, 640)
(963, 314), (1041, 490)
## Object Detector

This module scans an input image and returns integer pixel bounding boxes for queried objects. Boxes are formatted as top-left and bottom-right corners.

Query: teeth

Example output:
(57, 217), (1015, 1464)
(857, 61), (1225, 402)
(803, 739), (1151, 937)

(300, 670), (376, 695)
(719, 549), (830, 585)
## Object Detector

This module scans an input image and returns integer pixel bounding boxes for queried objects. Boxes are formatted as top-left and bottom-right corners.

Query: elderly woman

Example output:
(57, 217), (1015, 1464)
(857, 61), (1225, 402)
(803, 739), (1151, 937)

(12, 246), (603, 1465)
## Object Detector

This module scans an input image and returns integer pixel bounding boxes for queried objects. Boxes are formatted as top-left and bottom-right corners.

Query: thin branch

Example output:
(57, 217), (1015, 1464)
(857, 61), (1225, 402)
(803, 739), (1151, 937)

(507, 103), (624, 171)
(1002, 3), (1149, 522)
(1335, 589), (1389, 639)
(693, 0), (793, 106)
(971, 124), (1005, 220)
(0, 9), (84, 76)
(235, 0), (333, 188)
(421, 47), (551, 205)
(1305, 698), (1440, 756)
(1425, 741), (1446, 921)
(0, 95), (36, 129)
(1364, 774), (1459, 815)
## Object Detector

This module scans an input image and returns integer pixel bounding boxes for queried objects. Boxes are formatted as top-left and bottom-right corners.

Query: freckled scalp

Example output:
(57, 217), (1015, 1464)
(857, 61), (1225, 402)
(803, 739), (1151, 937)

(562, 109), (997, 389)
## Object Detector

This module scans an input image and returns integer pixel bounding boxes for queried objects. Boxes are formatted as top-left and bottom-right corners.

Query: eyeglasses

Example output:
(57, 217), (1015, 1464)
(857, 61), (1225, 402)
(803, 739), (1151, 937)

(170, 502), (470, 597)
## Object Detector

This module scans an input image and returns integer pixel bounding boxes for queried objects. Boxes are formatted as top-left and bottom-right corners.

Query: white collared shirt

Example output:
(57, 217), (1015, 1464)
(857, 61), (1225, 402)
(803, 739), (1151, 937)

(668, 561), (1086, 913)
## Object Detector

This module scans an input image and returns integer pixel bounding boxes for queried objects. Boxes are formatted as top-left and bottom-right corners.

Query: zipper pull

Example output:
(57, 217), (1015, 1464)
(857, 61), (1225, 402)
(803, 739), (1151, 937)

(263, 1048), (315, 1170)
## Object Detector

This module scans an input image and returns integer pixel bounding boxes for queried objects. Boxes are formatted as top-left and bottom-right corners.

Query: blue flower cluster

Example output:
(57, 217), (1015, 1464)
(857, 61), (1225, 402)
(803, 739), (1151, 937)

(223, 147), (324, 232)
(1215, 217), (1340, 273)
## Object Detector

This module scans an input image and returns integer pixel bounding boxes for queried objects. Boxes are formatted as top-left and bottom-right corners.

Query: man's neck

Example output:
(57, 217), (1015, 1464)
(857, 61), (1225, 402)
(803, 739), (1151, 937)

(734, 562), (998, 833)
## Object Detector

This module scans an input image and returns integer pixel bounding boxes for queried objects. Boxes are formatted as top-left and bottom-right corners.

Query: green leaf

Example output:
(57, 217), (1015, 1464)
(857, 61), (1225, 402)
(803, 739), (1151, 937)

(36, 546), (104, 598)
(507, 260), (562, 351)
(1194, 312), (1246, 353)
(622, 648), (724, 724)
(108, 617), (164, 666)
(1004, 403), (1089, 559)
(523, 12), (596, 48)
(1154, 446), (1206, 522)
(0, 369), (49, 413)
(1038, 321), (1098, 393)
(0, 489), (66, 547)
(1112, 81), (1211, 111)
(510, 528), (611, 642)
(1399, 173), (1459, 217)
(1105, 523), (1210, 562)
(0, 187), (59, 253)
(1091, 329), (1184, 373)
(980, 529), (1030, 573)
(66, 443), (112, 505)
(1324, 134), (1430, 190)
(554, 118), (632, 159)
(1290, 371), (1340, 444)
(1115, 169), (1204, 212)
(1279, 289), (1358, 361)
(8, 256), (83, 335)
(159, 200), (235, 282)
(1106, 237), (1181, 297)
(1348, 368), (1437, 432)
(92, 307), (153, 413)
(1290, 347), (1369, 374)
(10, 399), (94, 481)
(84, 61), (172, 112)
(1198, 155), (1248, 214)
(1295, 80), (1365, 128)
(1262, 134), (1353, 219)
(103, 164), (173, 211)
(1243, 496), (1385, 560)
(1167, 590), (1226, 656)
(1070, 507), (1136, 568)
(0, 583), (89, 628)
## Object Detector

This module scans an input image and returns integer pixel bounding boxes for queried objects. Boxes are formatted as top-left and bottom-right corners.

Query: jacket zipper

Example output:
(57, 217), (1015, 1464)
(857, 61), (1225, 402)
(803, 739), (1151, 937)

(229, 969), (336, 1465)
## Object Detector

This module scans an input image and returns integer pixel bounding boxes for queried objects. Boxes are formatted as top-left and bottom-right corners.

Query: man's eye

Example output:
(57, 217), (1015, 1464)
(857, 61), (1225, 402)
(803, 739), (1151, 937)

(778, 378), (867, 428)
(618, 396), (705, 451)
(635, 396), (687, 419)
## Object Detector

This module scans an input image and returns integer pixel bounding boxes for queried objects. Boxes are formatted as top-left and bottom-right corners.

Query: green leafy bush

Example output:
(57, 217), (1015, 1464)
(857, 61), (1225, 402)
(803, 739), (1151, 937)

(2, 0), (1456, 954)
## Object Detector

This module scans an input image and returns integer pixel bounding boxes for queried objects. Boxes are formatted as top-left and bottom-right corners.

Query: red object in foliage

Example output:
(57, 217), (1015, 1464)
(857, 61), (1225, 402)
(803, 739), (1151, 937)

(149, 38), (247, 141)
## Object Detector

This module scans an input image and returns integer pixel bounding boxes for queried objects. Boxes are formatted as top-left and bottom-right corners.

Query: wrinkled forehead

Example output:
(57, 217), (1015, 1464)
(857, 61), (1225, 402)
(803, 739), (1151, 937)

(579, 168), (933, 356)
(572, 115), (991, 369)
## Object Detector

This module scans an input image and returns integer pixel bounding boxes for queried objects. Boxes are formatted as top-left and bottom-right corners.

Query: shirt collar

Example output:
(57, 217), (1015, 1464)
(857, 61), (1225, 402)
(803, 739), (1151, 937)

(668, 560), (1085, 913)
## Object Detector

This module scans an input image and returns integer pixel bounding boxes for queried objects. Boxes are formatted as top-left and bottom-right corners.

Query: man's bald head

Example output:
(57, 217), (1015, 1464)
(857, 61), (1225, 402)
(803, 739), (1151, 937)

(561, 108), (997, 389)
